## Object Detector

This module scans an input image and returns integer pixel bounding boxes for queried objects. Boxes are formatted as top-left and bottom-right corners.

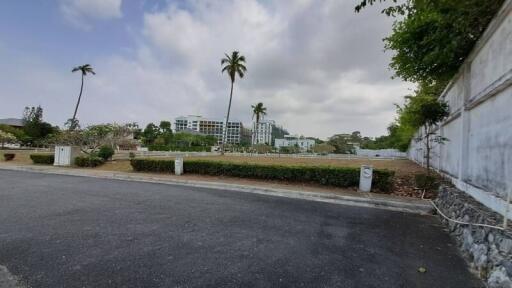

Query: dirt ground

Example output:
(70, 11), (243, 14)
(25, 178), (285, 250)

(2, 150), (431, 199)
(97, 155), (430, 198)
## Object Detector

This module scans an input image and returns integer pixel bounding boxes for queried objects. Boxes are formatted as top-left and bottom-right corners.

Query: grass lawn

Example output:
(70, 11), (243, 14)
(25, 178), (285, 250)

(0, 149), (43, 165)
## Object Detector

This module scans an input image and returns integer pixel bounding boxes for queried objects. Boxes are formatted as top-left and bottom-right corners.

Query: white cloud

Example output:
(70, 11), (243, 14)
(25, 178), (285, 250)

(1, 0), (414, 138)
(59, 0), (123, 30)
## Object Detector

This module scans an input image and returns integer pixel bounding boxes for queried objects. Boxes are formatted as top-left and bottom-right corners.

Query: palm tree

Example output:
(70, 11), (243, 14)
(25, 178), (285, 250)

(220, 51), (246, 154)
(69, 64), (95, 130)
(251, 102), (267, 144)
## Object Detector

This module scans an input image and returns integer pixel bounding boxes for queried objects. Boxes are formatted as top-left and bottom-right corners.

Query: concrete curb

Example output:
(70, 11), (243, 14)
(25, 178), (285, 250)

(0, 165), (433, 215)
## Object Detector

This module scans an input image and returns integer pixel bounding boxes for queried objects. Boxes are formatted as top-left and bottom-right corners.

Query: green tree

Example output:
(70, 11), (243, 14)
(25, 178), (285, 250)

(356, 0), (504, 84)
(251, 102), (267, 144)
(142, 123), (160, 146)
(220, 51), (247, 154)
(0, 130), (17, 148)
(312, 143), (336, 155)
(22, 106), (56, 145)
(69, 64), (95, 130)
(327, 134), (355, 154)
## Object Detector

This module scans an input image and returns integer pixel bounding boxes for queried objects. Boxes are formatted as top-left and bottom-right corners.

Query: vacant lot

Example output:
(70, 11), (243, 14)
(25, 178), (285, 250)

(2, 150), (429, 198)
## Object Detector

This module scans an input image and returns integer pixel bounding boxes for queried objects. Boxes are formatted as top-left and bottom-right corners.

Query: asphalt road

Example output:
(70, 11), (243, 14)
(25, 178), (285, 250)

(0, 170), (482, 288)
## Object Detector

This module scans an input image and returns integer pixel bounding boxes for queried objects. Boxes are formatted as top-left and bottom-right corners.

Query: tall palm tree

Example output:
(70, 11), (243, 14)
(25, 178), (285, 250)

(69, 64), (95, 130)
(251, 102), (267, 144)
(220, 51), (246, 154)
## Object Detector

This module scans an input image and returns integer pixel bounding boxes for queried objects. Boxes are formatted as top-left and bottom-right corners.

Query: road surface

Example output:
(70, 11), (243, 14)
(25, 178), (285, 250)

(0, 170), (481, 287)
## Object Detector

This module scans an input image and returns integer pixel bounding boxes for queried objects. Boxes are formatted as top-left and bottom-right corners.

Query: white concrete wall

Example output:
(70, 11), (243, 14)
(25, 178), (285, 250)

(409, 1), (512, 218)
(355, 148), (407, 158)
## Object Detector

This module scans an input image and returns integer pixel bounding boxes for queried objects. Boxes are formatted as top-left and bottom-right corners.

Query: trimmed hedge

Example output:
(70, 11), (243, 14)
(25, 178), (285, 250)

(3, 153), (15, 161)
(30, 154), (54, 165)
(75, 156), (105, 167)
(131, 158), (175, 173)
(148, 145), (210, 152)
(130, 159), (394, 192)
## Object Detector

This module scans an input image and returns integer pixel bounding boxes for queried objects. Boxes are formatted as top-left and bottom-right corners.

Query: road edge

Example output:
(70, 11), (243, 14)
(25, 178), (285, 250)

(0, 165), (433, 215)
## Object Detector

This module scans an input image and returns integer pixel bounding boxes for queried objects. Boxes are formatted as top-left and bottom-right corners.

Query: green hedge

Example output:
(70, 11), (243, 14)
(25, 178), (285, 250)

(130, 159), (394, 192)
(30, 154), (54, 165)
(131, 158), (175, 173)
(148, 145), (210, 152)
(75, 156), (105, 167)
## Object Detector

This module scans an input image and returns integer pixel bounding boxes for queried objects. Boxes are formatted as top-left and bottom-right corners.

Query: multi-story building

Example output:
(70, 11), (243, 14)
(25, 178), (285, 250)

(252, 120), (288, 145)
(274, 135), (315, 152)
(174, 115), (242, 145)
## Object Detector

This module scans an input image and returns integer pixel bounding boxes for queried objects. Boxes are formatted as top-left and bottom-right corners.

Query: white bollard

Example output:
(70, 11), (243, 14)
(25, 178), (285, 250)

(175, 157), (183, 176)
(359, 165), (373, 192)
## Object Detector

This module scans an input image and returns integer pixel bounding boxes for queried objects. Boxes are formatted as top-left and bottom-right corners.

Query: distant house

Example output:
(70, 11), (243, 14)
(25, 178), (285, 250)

(0, 118), (24, 128)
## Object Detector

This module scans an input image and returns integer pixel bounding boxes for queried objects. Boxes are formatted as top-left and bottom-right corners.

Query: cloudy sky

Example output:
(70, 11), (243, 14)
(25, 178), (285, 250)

(0, 0), (413, 139)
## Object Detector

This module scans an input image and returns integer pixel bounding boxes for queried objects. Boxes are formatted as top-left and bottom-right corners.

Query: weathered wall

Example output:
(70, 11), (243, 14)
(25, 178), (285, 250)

(409, 1), (512, 218)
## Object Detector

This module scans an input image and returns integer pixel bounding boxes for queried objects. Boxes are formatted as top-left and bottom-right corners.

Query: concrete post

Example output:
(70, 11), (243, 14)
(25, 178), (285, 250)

(175, 157), (183, 176)
(359, 165), (373, 192)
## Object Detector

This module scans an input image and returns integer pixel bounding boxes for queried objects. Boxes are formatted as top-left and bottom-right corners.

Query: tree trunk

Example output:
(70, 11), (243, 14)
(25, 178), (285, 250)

(221, 81), (234, 155)
(425, 125), (431, 175)
(70, 73), (84, 130)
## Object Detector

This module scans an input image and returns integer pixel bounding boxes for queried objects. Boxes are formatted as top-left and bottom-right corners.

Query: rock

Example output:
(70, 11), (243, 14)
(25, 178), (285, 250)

(472, 244), (489, 269)
(488, 266), (512, 288)
(498, 239), (512, 254)
(501, 260), (512, 277)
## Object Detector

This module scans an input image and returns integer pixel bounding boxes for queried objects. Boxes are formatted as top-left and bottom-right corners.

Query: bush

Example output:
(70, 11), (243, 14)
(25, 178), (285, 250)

(415, 173), (440, 192)
(75, 156), (105, 167)
(97, 145), (115, 161)
(3, 153), (15, 161)
(129, 159), (395, 191)
(30, 154), (54, 165)
(130, 158), (175, 173)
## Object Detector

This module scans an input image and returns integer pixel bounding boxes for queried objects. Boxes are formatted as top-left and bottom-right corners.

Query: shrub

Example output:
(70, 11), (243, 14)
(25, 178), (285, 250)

(75, 156), (105, 167)
(129, 159), (395, 191)
(3, 153), (15, 161)
(415, 173), (440, 192)
(130, 158), (175, 173)
(97, 145), (115, 161)
(30, 154), (54, 165)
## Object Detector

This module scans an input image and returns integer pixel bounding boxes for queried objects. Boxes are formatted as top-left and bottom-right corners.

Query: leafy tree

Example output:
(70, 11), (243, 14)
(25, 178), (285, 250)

(312, 143), (336, 155)
(0, 124), (28, 144)
(159, 121), (173, 144)
(220, 51), (247, 154)
(356, 0), (504, 84)
(142, 123), (160, 145)
(408, 98), (449, 173)
(0, 130), (17, 148)
(22, 106), (57, 145)
(327, 134), (356, 154)
(69, 64), (95, 130)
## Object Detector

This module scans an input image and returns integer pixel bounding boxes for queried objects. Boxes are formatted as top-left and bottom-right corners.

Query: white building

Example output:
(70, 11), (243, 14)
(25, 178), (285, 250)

(251, 120), (288, 145)
(274, 135), (315, 152)
(174, 115), (242, 145)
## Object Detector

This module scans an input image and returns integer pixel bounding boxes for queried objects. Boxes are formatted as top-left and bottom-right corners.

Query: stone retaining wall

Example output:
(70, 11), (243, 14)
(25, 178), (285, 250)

(435, 185), (512, 287)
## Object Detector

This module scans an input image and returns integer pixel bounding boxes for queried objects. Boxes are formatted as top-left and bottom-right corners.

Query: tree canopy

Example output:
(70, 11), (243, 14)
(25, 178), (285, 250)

(357, 0), (504, 84)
